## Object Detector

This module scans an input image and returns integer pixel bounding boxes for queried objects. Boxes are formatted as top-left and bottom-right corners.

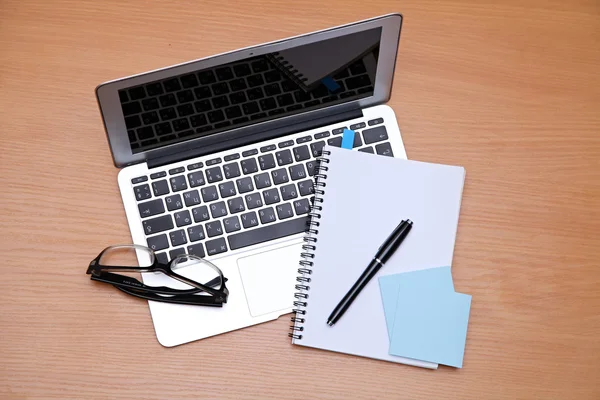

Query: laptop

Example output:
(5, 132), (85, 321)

(95, 13), (407, 347)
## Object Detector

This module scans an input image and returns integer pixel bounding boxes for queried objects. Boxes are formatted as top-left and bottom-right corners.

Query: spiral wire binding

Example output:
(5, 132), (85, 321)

(265, 52), (310, 91)
(288, 150), (331, 340)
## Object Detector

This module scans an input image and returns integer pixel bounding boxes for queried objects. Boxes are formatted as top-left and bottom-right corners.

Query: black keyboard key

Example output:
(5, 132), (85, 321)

(174, 210), (192, 227)
(296, 136), (311, 144)
(128, 130), (137, 142)
(271, 168), (289, 185)
(187, 162), (203, 171)
(253, 172), (272, 189)
(247, 74), (264, 88)
(275, 149), (293, 166)
(294, 90), (311, 102)
(214, 122), (231, 130)
(152, 180), (170, 196)
(138, 199), (165, 218)
(208, 110), (225, 124)
(205, 220), (224, 237)
(225, 105), (242, 119)
(263, 188), (281, 205)
(192, 205), (210, 222)
(143, 215), (173, 235)
(346, 74), (371, 90)
(194, 86), (212, 100)
(224, 153), (240, 162)
(291, 145), (310, 162)
(190, 114), (207, 128)
(147, 234), (169, 251)
(198, 70), (217, 84)
(278, 140), (294, 148)
(119, 90), (129, 103)
(350, 122), (366, 130)
(242, 101), (260, 115)
(314, 131), (330, 140)
(242, 149), (258, 157)
(206, 166), (223, 183)
(165, 194), (183, 211)
(177, 103), (195, 117)
(216, 67), (234, 81)
(223, 216), (241, 233)
(183, 190), (201, 207)
(241, 212), (259, 229)
(187, 225), (205, 242)
(245, 193), (263, 209)
(247, 88), (264, 100)
(251, 59), (269, 73)
(211, 82), (229, 96)
(375, 142), (394, 157)
(264, 69), (281, 83)
(309, 141), (326, 158)
(196, 126), (212, 134)
(349, 60), (367, 75)
(142, 98), (160, 111)
(209, 201), (227, 218)
(155, 252), (168, 264)
(259, 207), (276, 224)
(276, 93), (294, 107)
(194, 99), (212, 113)
(281, 80), (297, 92)
(180, 74), (199, 88)
(264, 83), (281, 96)
(258, 154), (276, 170)
(297, 179), (314, 196)
(205, 237), (227, 256)
(159, 108), (177, 121)
(233, 64), (251, 77)
(332, 127), (346, 135)
(327, 136), (342, 147)
(218, 181), (237, 198)
(260, 144), (276, 153)
(223, 162), (241, 179)
(289, 164), (307, 181)
(311, 85), (328, 98)
(241, 158), (258, 174)
(154, 122), (172, 136)
(122, 102), (142, 116)
(305, 160), (318, 176)
(141, 138), (158, 147)
(212, 95), (229, 109)
(228, 217), (306, 250)
(169, 167), (185, 175)
(187, 243), (205, 258)
(188, 171), (206, 187)
(125, 115), (142, 129)
(151, 171), (167, 179)
(227, 197), (246, 214)
(368, 117), (384, 126)
(170, 175), (187, 192)
(230, 78), (247, 91)
(236, 177), (254, 193)
(293, 198), (311, 215)
(177, 90), (194, 103)
(159, 93), (177, 107)
(163, 78), (181, 92)
(141, 111), (160, 125)
(276, 203), (294, 220)
(353, 133), (363, 148)
(362, 126), (389, 145)
(169, 248), (186, 261)
(280, 183), (298, 200)
(134, 184), (151, 201)
(169, 229), (187, 246)
(136, 126), (154, 140)
(203, 158), (219, 167)
(132, 176), (148, 184)
(201, 185), (219, 202)
(304, 100), (320, 107)
(146, 83), (164, 96)
(359, 146), (374, 154)
(229, 92), (247, 105)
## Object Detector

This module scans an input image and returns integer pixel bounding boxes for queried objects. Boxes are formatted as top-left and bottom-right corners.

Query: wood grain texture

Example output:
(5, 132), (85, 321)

(1, 0), (599, 398)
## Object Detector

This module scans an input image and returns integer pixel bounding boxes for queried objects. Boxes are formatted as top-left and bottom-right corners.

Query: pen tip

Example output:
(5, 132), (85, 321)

(327, 321), (334, 326)
(406, 219), (413, 225)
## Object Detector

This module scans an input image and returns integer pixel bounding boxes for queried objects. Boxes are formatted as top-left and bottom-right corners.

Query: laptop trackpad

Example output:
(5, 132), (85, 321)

(237, 243), (299, 317)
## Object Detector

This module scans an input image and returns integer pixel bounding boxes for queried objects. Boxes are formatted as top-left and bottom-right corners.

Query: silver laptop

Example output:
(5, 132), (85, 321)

(95, 13), (406, 347)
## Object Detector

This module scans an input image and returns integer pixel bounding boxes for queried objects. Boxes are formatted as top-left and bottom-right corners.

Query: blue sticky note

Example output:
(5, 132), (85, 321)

(389, 287), (471, 368)
(321, 76), (340, 92)
(341, 129), (355, 149)
(379, 267), (454, 339)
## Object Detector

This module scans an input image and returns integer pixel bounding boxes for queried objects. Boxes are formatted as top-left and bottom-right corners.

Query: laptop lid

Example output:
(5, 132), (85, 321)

(96, 13), (403, 168)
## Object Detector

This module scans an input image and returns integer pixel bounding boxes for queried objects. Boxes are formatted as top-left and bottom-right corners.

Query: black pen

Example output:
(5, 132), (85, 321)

(327, 219), (413, 326)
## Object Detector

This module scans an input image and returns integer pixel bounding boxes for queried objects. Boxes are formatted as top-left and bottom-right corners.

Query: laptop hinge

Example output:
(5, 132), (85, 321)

(147, 108), (363, 169)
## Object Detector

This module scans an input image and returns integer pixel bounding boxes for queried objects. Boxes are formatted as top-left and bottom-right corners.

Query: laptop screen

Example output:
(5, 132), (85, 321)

(118, 27), (382, 154)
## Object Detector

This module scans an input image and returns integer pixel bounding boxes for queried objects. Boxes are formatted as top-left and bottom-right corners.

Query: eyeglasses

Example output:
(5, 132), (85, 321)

(86, 244), (228, 306)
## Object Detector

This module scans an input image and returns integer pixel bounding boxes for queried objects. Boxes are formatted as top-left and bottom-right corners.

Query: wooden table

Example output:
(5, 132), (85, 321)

(2, 0), (599, 398)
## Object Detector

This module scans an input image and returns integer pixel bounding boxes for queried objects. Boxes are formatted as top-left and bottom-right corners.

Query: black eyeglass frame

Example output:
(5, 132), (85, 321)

(86, 244), (229, 307)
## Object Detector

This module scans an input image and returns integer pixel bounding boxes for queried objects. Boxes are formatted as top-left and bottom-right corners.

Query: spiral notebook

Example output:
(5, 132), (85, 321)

(289, 146), (466, 369)
(266, 28), (380, 90)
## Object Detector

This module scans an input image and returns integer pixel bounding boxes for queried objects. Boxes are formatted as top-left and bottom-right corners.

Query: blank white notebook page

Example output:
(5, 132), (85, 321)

(293, 146), (465, 369)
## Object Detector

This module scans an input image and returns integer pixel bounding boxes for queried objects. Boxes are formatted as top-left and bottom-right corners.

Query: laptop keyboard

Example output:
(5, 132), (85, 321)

(132, 118), (391, 263)
(119, 56), (374, 153)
